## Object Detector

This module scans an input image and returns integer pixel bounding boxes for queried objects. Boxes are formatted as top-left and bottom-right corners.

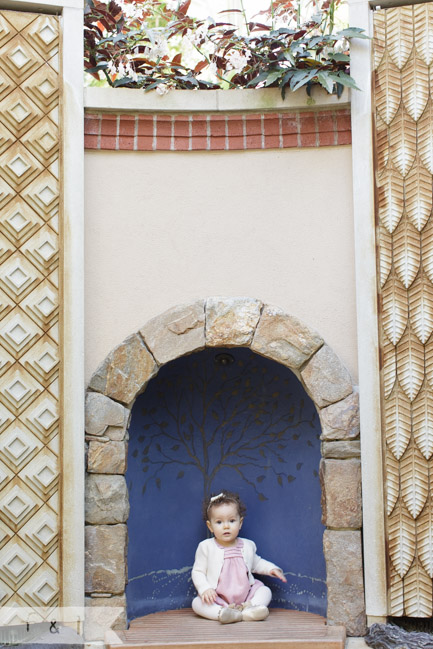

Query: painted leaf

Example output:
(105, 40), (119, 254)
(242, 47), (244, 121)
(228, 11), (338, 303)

(382, 274), (408, 345)
(409, 273), (433, 344)
(383, 338), (396, 399)
(426, 339), (433, 395)
(402, 54), (429, 122)
(417, 503), (433, 577)
(377, 169), (404, 234)
(405, 162), (432, 232)
(384, 384), (411, 459)
(389, 107), (416, 177)
(397, 325), (424, 401)
(388, 562), (404, 616)
(417, 99), (433, 173)
(388, 499), (416, 577)
(422, 220), (433, 284)
(412, 385), (433, 460)
(400, 443), (428, 518)
(393, 217), (420, 288)
(375, 111), (389, 172)
(378, 223), (392, 288)
(403, 559), (433, 616)
(386, 6), (413, 70)
(375, 53), (401, 125)
(385, 449), (400, 516)
(373, 9), (386, 70)
(414, 2), (433, 65)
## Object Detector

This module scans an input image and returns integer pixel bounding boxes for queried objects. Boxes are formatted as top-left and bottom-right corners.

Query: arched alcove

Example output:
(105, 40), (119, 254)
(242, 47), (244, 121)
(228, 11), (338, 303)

(84, 297), (365, 636)
(126, 346), (326, 620)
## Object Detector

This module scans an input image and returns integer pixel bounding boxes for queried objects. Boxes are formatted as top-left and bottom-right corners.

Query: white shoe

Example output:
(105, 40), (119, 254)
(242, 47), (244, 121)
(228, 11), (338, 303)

(219, 607), (243, 624)
(242, 605), (269, 621)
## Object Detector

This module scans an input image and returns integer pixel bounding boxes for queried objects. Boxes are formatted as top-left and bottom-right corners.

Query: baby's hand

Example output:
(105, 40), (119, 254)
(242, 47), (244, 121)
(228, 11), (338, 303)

(202, 589), (217, 605)
(270, 569), (287, 583)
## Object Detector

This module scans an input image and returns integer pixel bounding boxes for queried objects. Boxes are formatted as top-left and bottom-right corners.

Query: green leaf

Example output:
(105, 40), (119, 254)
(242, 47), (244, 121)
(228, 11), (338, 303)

(337, 27), (369, 39)
(329, 52), (350, 62)
(264, 69), (285, 86)
(328, 72), (361, 90)
(316, 71), (334, 94)
(290, 68), (318, 92)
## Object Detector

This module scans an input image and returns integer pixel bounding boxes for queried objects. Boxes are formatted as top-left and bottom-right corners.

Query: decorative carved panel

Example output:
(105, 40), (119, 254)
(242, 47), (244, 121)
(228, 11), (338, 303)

(0, 9), (59, 619)
(374, 5), (433, 616)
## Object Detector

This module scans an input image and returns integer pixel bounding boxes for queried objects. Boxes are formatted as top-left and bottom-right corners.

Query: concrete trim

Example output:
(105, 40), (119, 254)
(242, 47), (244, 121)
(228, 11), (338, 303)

(61, 5), (85, 609)
(349, 0), (387, 619)
(0, 0), (82, 11)
(84, 86), (351, 114)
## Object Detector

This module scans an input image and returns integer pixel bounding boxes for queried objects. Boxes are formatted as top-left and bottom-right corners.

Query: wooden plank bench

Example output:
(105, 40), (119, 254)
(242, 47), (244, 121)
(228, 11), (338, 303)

(105, 608), (346, 649)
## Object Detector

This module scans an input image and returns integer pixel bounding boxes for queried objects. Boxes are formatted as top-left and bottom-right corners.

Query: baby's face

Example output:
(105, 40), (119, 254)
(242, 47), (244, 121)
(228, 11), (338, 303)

(206, 502), (243, 547)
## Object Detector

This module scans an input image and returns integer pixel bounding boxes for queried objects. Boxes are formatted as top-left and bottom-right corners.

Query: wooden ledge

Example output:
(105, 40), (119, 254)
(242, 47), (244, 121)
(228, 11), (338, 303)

(105, 608), (346, 649)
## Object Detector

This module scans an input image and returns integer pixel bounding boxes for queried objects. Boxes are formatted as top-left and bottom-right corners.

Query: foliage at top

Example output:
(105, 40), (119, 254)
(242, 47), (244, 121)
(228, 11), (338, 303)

(84, 0), (368, 97)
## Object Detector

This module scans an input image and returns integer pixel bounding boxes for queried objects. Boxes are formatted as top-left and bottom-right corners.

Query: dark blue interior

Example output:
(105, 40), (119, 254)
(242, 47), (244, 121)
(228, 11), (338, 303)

(126, 347), (326, 621)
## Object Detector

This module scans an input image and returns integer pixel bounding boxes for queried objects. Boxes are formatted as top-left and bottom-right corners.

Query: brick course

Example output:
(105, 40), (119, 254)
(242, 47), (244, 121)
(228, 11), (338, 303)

(84, 108), (351, 151)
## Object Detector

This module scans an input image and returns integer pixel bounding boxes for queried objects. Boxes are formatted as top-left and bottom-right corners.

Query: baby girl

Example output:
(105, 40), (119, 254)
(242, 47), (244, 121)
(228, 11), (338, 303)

(191, 491), (287, 624)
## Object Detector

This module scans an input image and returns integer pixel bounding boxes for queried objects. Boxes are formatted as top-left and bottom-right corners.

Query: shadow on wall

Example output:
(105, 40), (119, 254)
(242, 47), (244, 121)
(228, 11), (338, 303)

(125, 347), (326, 621)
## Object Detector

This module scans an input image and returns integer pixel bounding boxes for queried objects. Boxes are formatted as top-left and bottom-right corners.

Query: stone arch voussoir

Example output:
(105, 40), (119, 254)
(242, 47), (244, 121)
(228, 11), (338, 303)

(84, 297), (365, 636)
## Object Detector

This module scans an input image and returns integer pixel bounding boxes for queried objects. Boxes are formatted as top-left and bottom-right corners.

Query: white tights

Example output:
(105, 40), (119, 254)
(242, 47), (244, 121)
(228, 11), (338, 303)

(192, 586), (272, 621)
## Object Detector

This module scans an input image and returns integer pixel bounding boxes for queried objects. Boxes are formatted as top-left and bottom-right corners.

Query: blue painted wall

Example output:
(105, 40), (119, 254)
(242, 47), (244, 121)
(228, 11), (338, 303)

(126, 348), (326, 620)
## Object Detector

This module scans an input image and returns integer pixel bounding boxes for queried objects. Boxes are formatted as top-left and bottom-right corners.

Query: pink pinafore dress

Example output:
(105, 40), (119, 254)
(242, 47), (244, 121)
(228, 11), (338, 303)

(214, 538), (264, 607)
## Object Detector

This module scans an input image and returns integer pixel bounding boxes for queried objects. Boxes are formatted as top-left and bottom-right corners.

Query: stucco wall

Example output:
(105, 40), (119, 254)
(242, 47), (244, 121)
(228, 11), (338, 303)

(84, 144), (357, 383)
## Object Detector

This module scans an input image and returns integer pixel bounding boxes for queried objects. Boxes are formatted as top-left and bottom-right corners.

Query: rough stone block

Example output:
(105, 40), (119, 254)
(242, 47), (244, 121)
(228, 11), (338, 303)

(323, 530), (366, 636)
(140, 300), (205, 365)
(205, 297), (262, 347)
(87, 441), (127, 475)
(85, 524), (127, 594)
(85, 475), (129, 524)
(251, 305), (323, 369)
(321, 440), (361, 459)
(320, 391), (360, 441)
(88, 334), (157, 405)
(320, 458), (362, 528)
(85, 392), (128, 436)
(85, 595), (127, 641)
(301, 345), (353, 407)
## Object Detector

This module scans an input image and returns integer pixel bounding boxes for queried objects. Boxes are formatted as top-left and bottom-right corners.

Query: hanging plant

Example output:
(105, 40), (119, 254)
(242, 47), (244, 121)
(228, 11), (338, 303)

(84, 0), (368, 97)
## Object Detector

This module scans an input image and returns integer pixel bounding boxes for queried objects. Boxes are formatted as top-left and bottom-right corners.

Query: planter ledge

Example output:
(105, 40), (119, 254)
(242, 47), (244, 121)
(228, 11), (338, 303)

(84, 86), (350, 113)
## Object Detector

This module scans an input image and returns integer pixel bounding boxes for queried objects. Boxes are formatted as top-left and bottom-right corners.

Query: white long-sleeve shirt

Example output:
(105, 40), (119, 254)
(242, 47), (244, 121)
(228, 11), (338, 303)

(191, 537), (281, 597)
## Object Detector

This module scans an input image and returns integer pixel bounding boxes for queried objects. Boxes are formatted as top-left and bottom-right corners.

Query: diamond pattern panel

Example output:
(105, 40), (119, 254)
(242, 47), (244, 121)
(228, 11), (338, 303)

(0, 87), (43, 139)
(0, 422), (42, 472)
(374, 5), (433, 616)
(19, 504), (57, 557)
(0, 34), (43, 83)
(0, 478), (43, 533)
(0, 6), (60, 620)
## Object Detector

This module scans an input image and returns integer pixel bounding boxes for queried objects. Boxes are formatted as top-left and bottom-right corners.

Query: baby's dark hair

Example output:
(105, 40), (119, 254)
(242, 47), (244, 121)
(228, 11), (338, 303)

(203, 491), (246, 521)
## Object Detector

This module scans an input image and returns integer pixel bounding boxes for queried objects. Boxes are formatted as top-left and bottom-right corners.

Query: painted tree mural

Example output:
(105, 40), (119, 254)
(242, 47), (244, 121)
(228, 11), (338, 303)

(134, 351), (317, 499)
(126, 348), (326, 620)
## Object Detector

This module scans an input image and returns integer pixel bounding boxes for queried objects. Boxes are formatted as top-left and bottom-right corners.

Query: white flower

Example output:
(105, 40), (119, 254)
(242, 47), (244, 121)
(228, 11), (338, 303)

(165, 0), (178, 9)
(107, 59), (117, 75)
(156, 83), (170, 95)
(225, 49), (251, 72)
(208, 61), (218, 77)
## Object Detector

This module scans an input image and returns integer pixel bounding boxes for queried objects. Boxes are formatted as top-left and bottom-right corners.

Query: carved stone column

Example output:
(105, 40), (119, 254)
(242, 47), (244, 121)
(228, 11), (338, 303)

(0, 0), (83, 624)
(373, 3), (433, 618)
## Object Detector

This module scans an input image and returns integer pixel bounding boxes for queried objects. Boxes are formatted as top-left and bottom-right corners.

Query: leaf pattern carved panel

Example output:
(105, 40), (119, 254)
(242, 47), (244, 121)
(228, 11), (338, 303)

(0, 9), (60, 619)
(374, 4), (433, 617)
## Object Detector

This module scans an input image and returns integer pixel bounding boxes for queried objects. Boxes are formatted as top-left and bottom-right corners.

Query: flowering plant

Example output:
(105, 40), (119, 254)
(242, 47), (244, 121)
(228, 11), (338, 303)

(84, 0), (368, 97)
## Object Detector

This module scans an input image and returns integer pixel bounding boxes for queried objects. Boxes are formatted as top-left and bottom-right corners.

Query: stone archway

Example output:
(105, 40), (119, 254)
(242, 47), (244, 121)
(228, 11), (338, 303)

(83, 297), (365, 636)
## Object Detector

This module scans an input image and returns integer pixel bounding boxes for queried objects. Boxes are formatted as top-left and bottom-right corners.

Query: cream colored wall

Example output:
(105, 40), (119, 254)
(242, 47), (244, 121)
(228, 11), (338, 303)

(84, 145), (358, 384)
